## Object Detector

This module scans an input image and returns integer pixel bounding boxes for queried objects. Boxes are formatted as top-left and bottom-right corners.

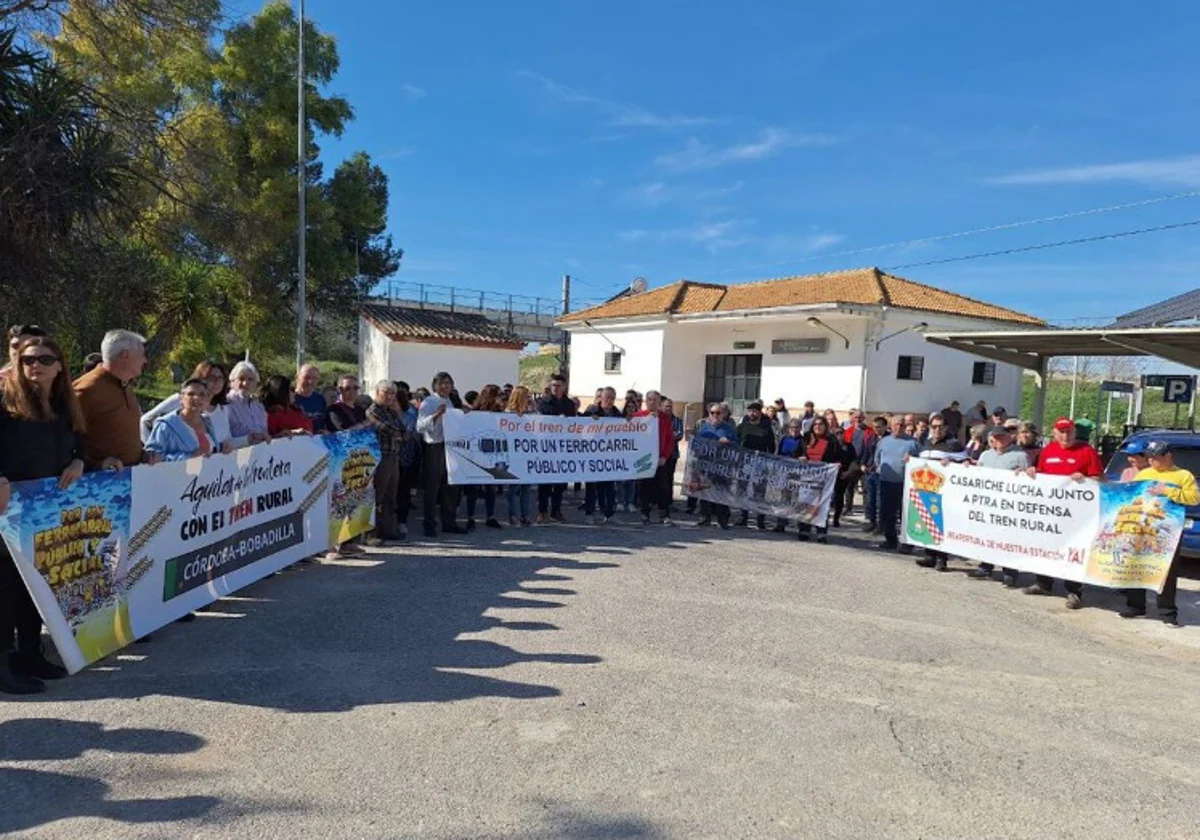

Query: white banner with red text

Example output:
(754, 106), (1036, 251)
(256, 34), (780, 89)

(0, 430), (379, 674)
(901, 460), (1185, 592)
(443, 410), (659, 485)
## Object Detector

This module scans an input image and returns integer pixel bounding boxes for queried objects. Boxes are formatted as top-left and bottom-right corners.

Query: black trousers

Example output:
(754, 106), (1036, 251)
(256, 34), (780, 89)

(640, 462), (672, 517)
(422, 442), (459, 528)
(1126, 545), (1181, 615)
(832, 476), (849, 524)
(396, 462), (416, 528)
(585, 482), (615, 517)
(374, 455), (400, 539)
(880, 481), (904, 547)
(537, 483), (565, 515)
(1035, 575), (1083, 596)
(0, 547), (41, 655)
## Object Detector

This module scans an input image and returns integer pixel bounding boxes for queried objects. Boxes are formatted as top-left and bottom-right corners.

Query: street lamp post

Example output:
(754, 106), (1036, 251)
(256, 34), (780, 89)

(295, 0), (307, 369)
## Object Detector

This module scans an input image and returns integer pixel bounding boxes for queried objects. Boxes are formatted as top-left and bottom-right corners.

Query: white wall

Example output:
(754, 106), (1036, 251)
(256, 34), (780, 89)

(359, 320), (519, 392)
(359, 319), (392, 390)
(388, 342), (519, 392)
(660, 315), (868, 409)
(863, 310), (1024, 417)
(566, 323), (667, 399)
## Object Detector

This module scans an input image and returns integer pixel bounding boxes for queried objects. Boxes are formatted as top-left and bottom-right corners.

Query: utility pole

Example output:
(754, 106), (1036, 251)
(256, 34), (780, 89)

(559, 274), (571, 378)
(295, 0), (307, 369)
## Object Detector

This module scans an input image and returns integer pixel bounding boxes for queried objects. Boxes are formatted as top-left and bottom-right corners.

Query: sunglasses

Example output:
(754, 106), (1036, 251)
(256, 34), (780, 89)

(20, 354), (59, 367)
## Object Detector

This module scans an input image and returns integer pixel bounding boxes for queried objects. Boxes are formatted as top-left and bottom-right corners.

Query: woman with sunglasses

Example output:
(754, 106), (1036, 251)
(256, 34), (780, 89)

(0, 336), (85, 693)
(694, 402), (737, 529)
(772, 418), (806, 533)
(145, 378), (232, 461)
(140, 360), (232, 448)
(796, 416), (841, 543)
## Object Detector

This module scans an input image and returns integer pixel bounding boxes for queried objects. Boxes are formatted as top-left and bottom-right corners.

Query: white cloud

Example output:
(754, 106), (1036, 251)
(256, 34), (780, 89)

(401, 83), (427, 101)
(516, 70), (711, 129)
(655, 128), (837, 172)
(988, 155), (1200, 188)
(623, 180), (745, 208)
(797, 232), (846, 252)
(625, 181), (671, 206)
(618, 219), (751, 252)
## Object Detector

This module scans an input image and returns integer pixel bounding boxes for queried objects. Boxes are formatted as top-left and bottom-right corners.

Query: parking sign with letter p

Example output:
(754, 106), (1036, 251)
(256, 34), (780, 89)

(1163, 375), (1195, 404)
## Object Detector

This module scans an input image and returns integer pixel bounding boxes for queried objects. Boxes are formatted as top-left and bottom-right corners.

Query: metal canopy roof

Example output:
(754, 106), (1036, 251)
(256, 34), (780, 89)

(924, 326), (1200, 371)
(1110, 287), (1200, 328)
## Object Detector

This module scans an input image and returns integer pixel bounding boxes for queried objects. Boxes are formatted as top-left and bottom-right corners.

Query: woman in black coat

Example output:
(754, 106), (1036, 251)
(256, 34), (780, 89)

(796, 416), (841, 544)
(0, 336), (87, 694)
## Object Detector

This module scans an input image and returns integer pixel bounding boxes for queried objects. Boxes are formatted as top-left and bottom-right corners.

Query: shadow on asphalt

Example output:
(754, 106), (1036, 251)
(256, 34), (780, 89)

(0, 718), (204, 761)
(27, 539), (638, 712)
(0, 720), (217, 834)
(486, 803), (668, 839)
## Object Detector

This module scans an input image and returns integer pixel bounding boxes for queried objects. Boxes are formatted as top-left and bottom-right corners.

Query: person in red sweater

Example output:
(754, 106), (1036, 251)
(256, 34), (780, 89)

(261, 374), (314, 438)
(634, 390), (676, 525)
(1021, 416), (1104, 607)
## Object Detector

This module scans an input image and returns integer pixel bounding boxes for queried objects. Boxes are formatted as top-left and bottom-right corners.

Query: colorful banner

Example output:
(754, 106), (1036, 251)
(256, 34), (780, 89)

(901, 460), (1185, 591)
(682, 438), (839, 523)
(443, 409), (659, 485)
(318, 428), (380, 547)
(0, 431), (379, 674)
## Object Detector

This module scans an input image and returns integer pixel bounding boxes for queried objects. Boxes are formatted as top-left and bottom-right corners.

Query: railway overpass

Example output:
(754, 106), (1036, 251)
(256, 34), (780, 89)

(366, 280), (571, 346)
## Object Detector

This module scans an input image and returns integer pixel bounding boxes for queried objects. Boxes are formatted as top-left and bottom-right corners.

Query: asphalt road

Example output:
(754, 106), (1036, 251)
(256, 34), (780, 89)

(4, 502), (1200, 839)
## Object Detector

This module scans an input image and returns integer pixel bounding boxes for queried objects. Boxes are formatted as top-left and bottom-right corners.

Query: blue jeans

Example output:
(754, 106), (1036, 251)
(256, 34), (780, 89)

(506, 485), (532, 519)
(865, 472), (881, 525)
(880, 480), (903, 547)
(620, 480), (637, 507)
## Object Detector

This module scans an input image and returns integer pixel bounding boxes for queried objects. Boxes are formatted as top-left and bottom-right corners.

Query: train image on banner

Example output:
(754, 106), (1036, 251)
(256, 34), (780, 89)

(447, 433), (519, 480)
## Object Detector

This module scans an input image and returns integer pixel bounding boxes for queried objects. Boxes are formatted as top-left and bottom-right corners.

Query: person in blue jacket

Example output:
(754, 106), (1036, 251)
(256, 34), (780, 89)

(145, 379), (231, 462)
(694, 402), (737, 529)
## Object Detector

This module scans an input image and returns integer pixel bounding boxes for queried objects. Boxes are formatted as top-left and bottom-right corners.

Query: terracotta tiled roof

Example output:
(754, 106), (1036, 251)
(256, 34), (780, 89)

(359, 304), (525, 348)
(560, 268), (1044, 326)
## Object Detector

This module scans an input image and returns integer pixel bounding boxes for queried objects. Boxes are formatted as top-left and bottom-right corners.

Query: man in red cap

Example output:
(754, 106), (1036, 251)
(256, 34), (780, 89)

(1022, 417), (1104, 608)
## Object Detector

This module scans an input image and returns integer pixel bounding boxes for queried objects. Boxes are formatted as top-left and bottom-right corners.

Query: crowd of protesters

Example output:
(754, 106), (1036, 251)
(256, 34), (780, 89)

(0, 322), (1195, 695)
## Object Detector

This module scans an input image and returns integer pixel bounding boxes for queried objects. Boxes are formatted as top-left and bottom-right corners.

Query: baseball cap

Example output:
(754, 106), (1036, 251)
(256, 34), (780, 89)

(987, 425), (1012, 438)
(992, 406), (1007, 415)
(747, 400), (764, 410)
(1146, 440), (1172, 457)
(1120, 440), (1148, 455)
(1053, 417), (1075, 432)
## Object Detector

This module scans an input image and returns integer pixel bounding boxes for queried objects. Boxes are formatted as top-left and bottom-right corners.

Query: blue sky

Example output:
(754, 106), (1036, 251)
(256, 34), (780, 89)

(290, 0), (1200, 323)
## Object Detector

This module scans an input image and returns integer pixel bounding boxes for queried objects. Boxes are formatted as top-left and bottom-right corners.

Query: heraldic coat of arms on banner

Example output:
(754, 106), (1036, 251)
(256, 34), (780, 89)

(906, 466), (946, 547)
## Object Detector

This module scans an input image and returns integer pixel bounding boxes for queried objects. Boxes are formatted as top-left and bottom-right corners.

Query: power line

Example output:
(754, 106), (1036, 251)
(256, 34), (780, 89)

(885, 218), (1200, 270)
(709, 189), (1200, 277)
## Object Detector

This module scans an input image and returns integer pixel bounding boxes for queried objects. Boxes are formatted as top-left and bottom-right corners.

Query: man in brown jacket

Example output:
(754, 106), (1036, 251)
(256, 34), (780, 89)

(73, 329), (159, 470)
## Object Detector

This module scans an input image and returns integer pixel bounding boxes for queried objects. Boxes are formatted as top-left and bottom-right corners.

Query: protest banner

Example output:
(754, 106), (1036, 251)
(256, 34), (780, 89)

(318, 428), (380, 546)
(443, 409), (659, 485)
(901, 460), (1185, 591)
(682, 438), (839, 523)
(0, 431), (379, 674)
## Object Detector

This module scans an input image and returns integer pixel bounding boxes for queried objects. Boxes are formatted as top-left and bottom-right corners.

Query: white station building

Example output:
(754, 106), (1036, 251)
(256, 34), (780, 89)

(358, 303), (524, 392)
(558, 267), (1044, 418)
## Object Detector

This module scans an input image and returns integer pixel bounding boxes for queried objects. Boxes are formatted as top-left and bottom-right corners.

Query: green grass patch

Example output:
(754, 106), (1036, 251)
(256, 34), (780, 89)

(1020, 374), (1189, 431)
